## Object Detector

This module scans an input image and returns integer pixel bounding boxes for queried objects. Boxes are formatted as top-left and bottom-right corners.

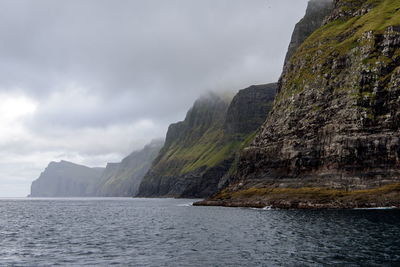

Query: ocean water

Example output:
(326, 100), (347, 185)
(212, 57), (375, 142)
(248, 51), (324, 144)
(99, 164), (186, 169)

(0, 198), (399, 266)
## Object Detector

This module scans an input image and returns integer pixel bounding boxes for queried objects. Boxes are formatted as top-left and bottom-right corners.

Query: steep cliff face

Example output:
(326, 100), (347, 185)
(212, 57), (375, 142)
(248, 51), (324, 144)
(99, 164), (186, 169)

(138, 93), (233, 198)
(93, 140), (163, 197)
(225, 84), (276, 135)
(198, 0), (400, 208)
(30, 140), (163, 197)
(284, 0), (334, 66)
(138, 84), (277, 198)
(30, 161), (104, 197)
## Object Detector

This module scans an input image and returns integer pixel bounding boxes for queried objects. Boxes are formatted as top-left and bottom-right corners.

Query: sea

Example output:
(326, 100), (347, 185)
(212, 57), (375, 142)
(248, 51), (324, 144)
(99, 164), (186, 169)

(0, 198), (399, 266)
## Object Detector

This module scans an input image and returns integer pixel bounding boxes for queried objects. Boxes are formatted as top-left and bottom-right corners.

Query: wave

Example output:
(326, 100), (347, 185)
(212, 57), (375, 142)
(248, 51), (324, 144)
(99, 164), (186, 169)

(354, 206), (398, 210)
(177, 203), (193, 207)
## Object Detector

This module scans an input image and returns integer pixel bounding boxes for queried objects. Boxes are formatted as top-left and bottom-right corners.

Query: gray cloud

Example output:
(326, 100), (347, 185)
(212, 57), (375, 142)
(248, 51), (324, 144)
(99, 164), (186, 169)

(0, 0), (309, 196)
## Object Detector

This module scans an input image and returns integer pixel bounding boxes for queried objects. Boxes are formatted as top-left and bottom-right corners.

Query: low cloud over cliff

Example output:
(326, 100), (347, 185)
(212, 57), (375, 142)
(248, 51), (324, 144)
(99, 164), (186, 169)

(0, 0), (308, 196)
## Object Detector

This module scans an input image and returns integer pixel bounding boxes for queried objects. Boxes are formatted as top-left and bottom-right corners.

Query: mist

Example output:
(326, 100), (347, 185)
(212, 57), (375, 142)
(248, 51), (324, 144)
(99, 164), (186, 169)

(0, 0), (309, 197)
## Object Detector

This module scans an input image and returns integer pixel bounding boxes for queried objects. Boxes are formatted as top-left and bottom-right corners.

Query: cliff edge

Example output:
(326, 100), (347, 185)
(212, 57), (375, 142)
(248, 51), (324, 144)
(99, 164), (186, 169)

(30, 161), (104, 197)
(138, 84), (277, 198)
(196, 0), (400, 209)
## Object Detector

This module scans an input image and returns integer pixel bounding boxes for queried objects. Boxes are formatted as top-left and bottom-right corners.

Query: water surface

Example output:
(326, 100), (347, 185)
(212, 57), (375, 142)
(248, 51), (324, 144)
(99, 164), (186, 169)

(0, 198), (399, 266)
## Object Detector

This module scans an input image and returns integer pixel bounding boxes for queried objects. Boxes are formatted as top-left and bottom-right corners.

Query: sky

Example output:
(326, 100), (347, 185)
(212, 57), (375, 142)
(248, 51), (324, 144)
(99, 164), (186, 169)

(0, 0), (309, 197)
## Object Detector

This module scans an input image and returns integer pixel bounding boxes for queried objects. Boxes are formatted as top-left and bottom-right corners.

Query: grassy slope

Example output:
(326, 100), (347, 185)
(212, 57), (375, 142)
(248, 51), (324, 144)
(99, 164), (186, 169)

(279, 0), (400, 102)
(196, 0), (400, 208)
(154, 126), (252, 176)
(205, 183), (400, 208)
(153, 107), (261, 176)
(151, 91), (260, 177)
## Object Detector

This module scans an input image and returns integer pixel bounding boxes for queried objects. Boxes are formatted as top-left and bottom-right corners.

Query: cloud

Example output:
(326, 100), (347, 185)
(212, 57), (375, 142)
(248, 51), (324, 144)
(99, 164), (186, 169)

(0, 92), (37, 142)
(0, 0), (309, 196)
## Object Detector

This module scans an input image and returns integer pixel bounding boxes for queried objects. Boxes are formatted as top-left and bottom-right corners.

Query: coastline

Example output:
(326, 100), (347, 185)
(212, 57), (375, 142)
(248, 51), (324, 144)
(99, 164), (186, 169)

(194, 183), (400, 209)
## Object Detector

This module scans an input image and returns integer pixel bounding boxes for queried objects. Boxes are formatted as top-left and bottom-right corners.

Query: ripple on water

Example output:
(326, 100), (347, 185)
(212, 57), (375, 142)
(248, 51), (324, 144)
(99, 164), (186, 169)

(0, 198), (399, 266)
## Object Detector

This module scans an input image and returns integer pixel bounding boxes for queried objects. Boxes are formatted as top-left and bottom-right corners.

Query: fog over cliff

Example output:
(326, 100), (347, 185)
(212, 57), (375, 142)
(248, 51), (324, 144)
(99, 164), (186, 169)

(0, 0), (309, 197)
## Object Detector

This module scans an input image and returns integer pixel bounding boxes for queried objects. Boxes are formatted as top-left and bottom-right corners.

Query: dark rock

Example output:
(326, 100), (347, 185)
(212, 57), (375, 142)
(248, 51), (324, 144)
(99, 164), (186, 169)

(284, 0), (334, 67)
(137, 93), (232, 198)
(229, 0), (400, 194)
(138, 85), (276, 198)
(225, 84), (276, 135)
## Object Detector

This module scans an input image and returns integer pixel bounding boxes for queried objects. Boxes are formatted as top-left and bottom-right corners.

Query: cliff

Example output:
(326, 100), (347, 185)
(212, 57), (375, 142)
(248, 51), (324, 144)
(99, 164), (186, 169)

(138, 84), (277, 198)
(29, 140), (163, 197)
(93, 140), (163, 197)
(29, 161), (104, 197)
(197, 0), (400, 208)
(284, 0), (334, 66)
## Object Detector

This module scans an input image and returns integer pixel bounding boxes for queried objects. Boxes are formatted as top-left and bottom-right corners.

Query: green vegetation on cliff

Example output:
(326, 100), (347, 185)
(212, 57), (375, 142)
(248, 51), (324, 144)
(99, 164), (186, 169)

(157, 128), (248, 176)
(138, 84), (277, 197)
(198, 0), (400, 209)
(149, 93), (233, 177)
(200, 183), (400, 209)
(281, 0), (400, 101)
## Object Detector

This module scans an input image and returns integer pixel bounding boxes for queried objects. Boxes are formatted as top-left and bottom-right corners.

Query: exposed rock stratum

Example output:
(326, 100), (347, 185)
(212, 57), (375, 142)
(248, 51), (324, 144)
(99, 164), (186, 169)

(197, 0), (400, 208)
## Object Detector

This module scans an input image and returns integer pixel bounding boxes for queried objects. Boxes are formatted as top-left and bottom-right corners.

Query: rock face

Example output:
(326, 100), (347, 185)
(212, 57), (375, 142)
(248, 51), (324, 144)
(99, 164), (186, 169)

(29, 140), (163, 197)
(212, 0), (400, 204)
(30, 161), (104, 197)
(225, 84), (276, 135)
(93, 139), (163, 197)
(284, 0), (334, 66)
(138, 84), (277, 198)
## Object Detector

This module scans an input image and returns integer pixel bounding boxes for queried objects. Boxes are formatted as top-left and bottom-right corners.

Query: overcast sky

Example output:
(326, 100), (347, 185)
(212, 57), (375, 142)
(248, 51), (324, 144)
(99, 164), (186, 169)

(0, 0), (309, 197)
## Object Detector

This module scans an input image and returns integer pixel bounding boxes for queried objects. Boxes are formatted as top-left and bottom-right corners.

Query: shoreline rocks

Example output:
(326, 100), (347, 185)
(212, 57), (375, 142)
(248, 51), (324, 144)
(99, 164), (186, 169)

(194, 183), (400, 209)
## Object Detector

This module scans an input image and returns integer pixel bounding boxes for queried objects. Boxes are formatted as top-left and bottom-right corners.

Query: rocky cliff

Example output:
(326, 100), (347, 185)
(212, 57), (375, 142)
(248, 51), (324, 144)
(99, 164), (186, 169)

(138, 84), (277, 198)
(225, 85), (276, 135)
(30, 140), (163, 197)
(284, 0), (334, 66)
(93, 139), (163, 197)
(197, 0), (400, 208)
(29, 161), (104, 197)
